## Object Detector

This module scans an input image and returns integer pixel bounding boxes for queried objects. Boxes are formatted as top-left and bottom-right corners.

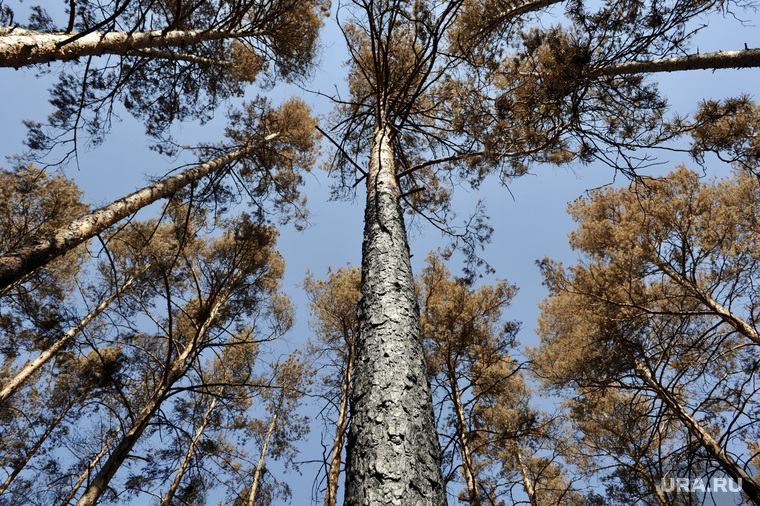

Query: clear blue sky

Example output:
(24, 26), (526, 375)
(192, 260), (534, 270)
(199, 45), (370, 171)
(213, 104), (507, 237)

(1, 1), (759, 504)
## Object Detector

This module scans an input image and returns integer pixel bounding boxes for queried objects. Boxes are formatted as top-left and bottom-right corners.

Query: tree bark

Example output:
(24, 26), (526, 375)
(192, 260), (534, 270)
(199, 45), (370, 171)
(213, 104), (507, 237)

(324, 341), (354, 506)
(598, 48), (760, 76)
(247, 410), (279, 506)
(344, 125), (447, 505)
(0, 272), (140, 405)
(161, 393), (220, 506)
(0, 144), (259, 291)
(635, 360), (760, 505)
(449, 369), (482, 506)
(0, 27), (263, 68)
(513, 444), (538, 506)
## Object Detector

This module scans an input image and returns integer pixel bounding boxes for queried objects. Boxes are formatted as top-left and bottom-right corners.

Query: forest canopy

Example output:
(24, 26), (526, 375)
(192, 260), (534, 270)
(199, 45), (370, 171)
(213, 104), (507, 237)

(1, 0), (759, 505)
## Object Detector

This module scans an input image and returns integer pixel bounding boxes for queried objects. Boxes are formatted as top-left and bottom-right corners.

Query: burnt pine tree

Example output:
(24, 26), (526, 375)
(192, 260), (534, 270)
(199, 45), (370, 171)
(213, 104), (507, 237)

(329, 0), (760, 503)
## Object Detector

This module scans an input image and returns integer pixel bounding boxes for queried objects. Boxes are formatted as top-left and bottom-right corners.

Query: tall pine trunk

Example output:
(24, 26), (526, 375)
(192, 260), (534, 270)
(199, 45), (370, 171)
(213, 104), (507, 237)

(324, 341), (353, 506)
(247, 410), (279, 506)
(344, 125), (446, 505)
(449, 370), (482, 506)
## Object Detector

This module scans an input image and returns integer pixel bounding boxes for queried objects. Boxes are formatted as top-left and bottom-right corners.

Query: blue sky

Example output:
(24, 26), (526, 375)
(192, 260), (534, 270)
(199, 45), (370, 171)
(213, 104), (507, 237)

(1, 1), (759, 504)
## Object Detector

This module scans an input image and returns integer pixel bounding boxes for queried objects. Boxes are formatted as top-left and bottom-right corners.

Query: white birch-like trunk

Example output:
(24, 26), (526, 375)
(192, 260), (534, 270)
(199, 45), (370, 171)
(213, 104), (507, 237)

(323, 343), (353, 506)
(247, 410), (279, 506)
(0, 27), (263, 68)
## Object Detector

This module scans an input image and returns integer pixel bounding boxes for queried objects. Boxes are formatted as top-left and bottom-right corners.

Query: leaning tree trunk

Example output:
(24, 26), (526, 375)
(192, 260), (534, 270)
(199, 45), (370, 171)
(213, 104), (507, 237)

(247, 408), (279, 506)
(0, 27), (264, 68)
(449, 369), (482, 506)
(635, 360), (760, 505)
(0, 271), (141, 404)
(0, 143), (261, 291)
(344, 125), (447, 505)
(161, 392), (220, 506)
(74, 297), (225, 506)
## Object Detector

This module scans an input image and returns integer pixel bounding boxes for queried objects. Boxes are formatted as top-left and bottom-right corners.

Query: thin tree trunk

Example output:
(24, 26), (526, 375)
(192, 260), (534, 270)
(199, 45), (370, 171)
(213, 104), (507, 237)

(449, 370), (482, 506)
(75, 298), (225, 506)
(0, 27), (264, 68)
(598, 48), (760, 76)
(0, 272), (140, 405)
(513, 444), (538, 506)
(635, 360), (760, 505)
(0, 397), (77, 495)
(0, 143), (263, 291)
(247, 410), (279, 506)
(657, 262), (760, 345)
(344, 125), (447, 505)
(323, 342), (354, 506)
(59, 429), (119, 506)
(161, 393), (220, 506)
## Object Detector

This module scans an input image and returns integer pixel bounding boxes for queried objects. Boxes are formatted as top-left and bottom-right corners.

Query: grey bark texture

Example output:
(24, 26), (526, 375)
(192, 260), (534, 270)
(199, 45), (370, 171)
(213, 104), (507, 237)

(344, 126), (447, 506)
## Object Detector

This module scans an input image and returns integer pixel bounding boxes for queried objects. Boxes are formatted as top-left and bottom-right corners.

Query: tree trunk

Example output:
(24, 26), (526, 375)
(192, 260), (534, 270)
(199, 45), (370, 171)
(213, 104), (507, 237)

(0, 272), (140, 405)
(0, 397), (77, 495)
(449, 370), (481, 506)
(598, 48), (760, 76)
(59, 429), (119, 506)
(75, 299), (224, 506)
(635, 360), (760, 505)
(0, 144), (260, 291)
(161, 393), (220, 506)
(0, 27), (264, 68)
(344, 125), (447, 505)
(246, 410), (279, 506)
(324, 341), (354, 506)
(513, 444), (538, 506)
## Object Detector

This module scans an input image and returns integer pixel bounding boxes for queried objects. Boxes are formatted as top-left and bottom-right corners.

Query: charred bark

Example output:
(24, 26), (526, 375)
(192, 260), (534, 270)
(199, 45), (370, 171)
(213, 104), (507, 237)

(344, 125), (447, 505)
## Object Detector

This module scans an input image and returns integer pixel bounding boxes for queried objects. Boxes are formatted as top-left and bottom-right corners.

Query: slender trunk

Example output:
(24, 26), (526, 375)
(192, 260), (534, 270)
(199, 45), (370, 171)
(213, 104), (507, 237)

(598, 48), (760, 76)
(59, 429), (119, 506)
(161, 393), (220, 506)
(0, 143), (261, 291)
(635, 360), (760, 504)
(75, 298), (225, 506)
(0, 398), (77, 495)
(0, 272), (140, 405)
(657, 262), (760, 345)
(0, 27), (264, 68)
(246, 410), (279, 506)
(449, 370), (481, 506)
(324, 342), (354, 506)
(513, 444), (538, 506)
(344, 125), (447, 505)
